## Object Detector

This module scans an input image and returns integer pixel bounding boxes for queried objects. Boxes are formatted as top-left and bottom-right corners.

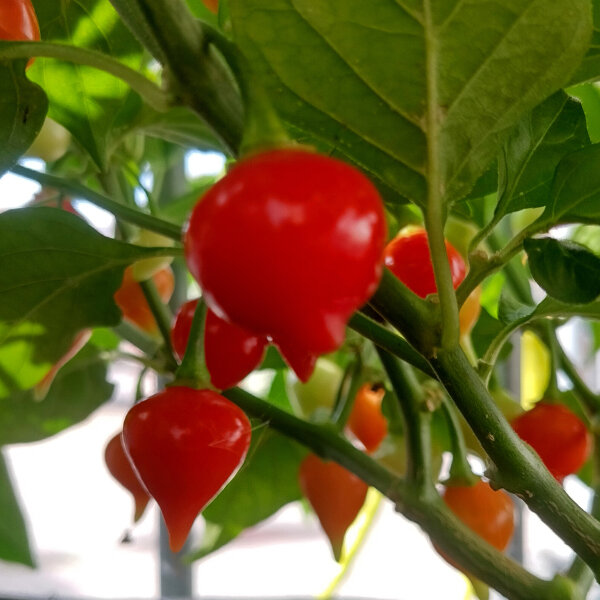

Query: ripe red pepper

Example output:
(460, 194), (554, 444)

(440, 479), (514, 568)
(511, 402), (592, 482)
(122, 386), (251, 552)
(171, 299), (267, 389)
(0, 0), (40, 67)
(347, 383), (387, 453)
(184, 148), (386, 382)
(298, 453), (368, 560)
(384, 227), (466, 298)
(384, 227), (480, 335)
(104, 432), (150, 522)
(114, 266), (174, 333)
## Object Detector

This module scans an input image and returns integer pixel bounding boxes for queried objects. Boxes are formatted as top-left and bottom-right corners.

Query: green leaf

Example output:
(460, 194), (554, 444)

(266, 369), (294, 412)
(524, 237), (600, 303)
(568, 83), (600, 142)
(498, 289), (536, 324)
(0, 344), (114, 445)
(189, 430), (305, 560)
(472, 308), (513, 361)
(230, 0), (591, 206)
(132, 106), (226, 153)
(0, 207), (154, 396)
(0, 452), (34, 566)
(29, 0), (145, 168)
(0, 62), (47, 177)
(497, 91), (590, 216)
(544, 143), (600, 224)
(568, 1), (600, 85)
(535, 295), (600, 319)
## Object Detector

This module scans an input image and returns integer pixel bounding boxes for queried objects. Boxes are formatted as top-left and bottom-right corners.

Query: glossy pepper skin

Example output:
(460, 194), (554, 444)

(384, 227), (481, 335)
(441, 479), (514, 567)
(511, 402), (592, 482)
(298, 454), (368, 561)
(171, 299), (267, 389)
(184, 148), (386, 382)
(114, 266), (174, 333)
(0, 0), (40, 67)
(347, 383), (388, 453)
(384, 227), (466, 299)
(122, 386), (251, 552)
(104, 432), (150, 522)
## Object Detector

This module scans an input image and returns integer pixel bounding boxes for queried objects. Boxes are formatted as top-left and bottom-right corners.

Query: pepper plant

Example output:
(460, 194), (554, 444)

(2, 1), (600, 599)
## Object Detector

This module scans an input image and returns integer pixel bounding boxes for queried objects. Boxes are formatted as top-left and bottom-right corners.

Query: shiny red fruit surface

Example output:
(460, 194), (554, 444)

(443, 479), (515, 553)
(511, 402), (592, 482)
(171, 299), (267, 389)
(104, 432), (150, 522)
(122, 387), (251, 552)
(184, 148), (386, 381)
(298, 453), (368, 561)
(384, 227), (466, 299)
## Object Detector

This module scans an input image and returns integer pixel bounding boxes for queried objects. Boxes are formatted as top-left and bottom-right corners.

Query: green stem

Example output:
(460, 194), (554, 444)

(112, 0), (244, 155)
(537, 322), (562, 400)
(431, 345), (600, 578)
(202, 27), (289, 155)
(478, 319), (527, 386)
(224, 386), (580, 600)
(423, 1), (460, 350)
(113, 321), (160, 356)
(554, 335), (600, 413)
(0, 41), (171, 112)
(567, 488), (600, 596)
(368, 269), (438, 356)
(456, 219), (548, 306)
(139, 279), (176, 367)
(440, 396), (478, 485)
(330, 359), (362, 431)
(376, 349), (435, 496)
(174, 299), (213, 389)
(348, 312), (435, 377)
(11, 165), (183, 242)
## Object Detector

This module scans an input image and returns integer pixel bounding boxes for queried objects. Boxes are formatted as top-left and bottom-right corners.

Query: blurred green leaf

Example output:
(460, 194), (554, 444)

(0, 61), (47, 177)
(0, 452), (34, 567)
(0, 207), (155, 397)
(0, 344), (114, 445)
(30, 0), (145, 168)
(544, 144), (600, 224)
(472, 308), (513, 361)
(189, 429), (306, 560)
(568, 1), (600, 85)
(497, 91), (590, 216)
(524, 237), (600, 303)
(132, 106), (225, 153)
(230, 0), (591, 205)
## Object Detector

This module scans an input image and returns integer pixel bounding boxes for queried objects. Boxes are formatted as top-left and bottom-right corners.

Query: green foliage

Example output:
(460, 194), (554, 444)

(524, 237), (600, 303)
(0, 344), (114, 445)
(0, 208), (157, 396)
(0, 62), (47, 177)
(3, 1), (600, 596)
(190, 430), (306, 559)
(229, 0), (591, 205)
(29, 0), (145, 168)
(0, 452), (34, 567)
(544, 144), (600, 224)
(497, 92), (590, 217)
